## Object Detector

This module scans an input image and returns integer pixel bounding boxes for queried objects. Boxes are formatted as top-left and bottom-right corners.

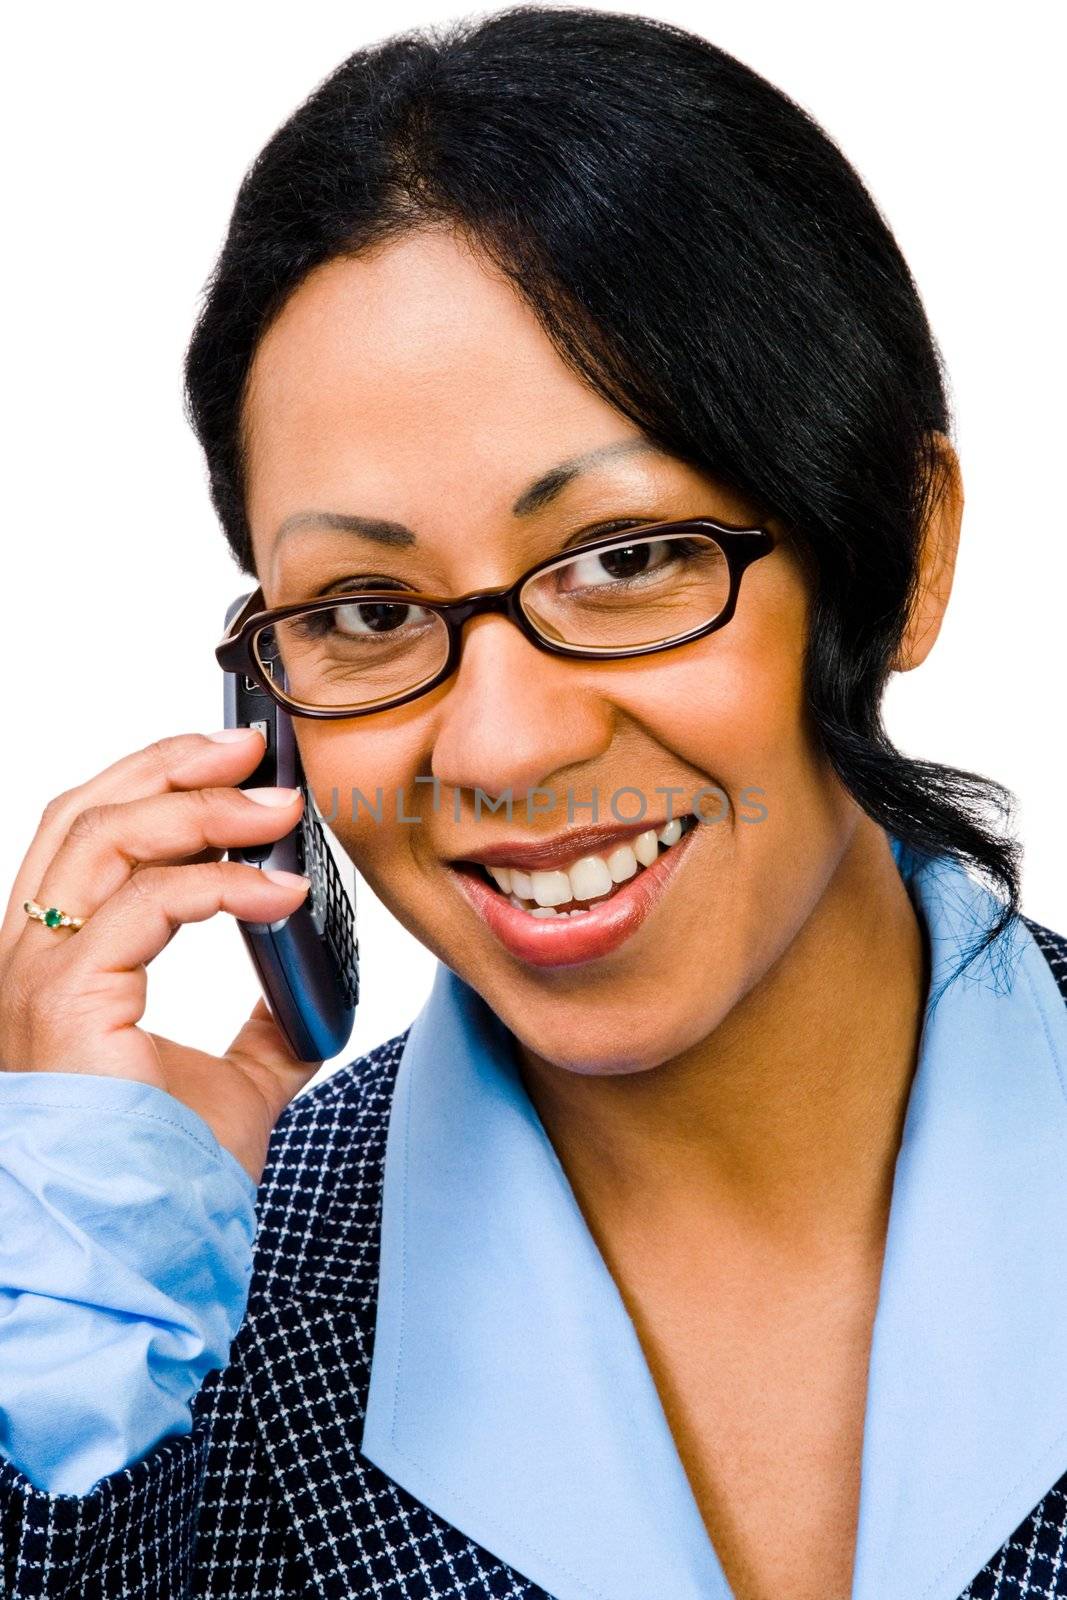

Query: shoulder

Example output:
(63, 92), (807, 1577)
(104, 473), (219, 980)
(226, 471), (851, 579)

(249, 1027), (411, 1300)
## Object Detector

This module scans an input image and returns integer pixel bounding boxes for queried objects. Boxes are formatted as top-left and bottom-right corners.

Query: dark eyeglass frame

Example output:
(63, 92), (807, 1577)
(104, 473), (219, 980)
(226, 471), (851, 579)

(215, 515), (777, 719)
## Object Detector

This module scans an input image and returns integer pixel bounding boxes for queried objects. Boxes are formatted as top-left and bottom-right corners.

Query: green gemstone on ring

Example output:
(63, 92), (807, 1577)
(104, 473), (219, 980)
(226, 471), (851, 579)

(44, 907), (63, 927)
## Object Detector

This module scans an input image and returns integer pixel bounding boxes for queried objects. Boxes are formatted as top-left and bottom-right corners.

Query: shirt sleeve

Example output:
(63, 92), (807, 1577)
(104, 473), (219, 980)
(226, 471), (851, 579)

(0, 1070), (258, 1496)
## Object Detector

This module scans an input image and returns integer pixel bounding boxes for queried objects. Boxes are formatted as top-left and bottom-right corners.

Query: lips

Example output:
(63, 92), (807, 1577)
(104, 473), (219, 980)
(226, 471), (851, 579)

(448, 815), (700, 967)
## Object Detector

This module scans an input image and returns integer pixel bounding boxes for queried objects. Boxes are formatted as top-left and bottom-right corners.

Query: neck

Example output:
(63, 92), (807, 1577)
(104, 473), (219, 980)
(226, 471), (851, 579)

(515, 823), (928, 1265)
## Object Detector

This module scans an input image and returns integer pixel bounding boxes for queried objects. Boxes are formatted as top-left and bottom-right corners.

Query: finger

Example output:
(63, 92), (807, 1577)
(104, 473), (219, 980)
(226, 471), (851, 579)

(0, 727), (268, 956)
(23, 849), (226, 957)
(39, 859), (311, 984)
(14, 783), (304, 955)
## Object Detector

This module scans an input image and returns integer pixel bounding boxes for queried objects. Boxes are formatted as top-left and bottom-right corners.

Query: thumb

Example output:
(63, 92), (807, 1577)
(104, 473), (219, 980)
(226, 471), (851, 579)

(226, 994), (323, 1107)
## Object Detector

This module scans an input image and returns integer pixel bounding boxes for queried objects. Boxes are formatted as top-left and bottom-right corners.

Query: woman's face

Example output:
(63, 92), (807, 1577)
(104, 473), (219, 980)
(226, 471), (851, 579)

(243, 227), (865, 1075)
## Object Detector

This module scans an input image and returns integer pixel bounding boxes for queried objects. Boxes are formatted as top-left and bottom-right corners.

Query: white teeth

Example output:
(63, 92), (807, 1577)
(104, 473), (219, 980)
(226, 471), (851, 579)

(510, 867), (534, 899)
(486, 817), (692, 914)
(633, 829), (659, 867)
(606, 844), (638, 883)
(530, 869), (573, 908)
(568, 854), (614, 902)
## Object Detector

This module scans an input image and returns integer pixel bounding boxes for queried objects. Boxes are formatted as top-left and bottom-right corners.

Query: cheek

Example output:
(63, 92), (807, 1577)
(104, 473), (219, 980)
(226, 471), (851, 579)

(295, 723), (429, 878)
(611, 580), (848, 893)
(615, 602), (820, 815)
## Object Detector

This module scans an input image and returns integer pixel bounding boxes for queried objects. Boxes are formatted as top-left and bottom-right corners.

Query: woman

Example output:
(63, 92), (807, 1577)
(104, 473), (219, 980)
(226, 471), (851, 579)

(1, 8), (1064, 1599)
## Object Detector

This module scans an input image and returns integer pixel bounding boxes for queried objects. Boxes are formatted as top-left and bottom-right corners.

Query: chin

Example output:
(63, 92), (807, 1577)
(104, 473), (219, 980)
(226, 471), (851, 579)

(506, 1003), (725, 1079)
(528, 1050), (676, 1079)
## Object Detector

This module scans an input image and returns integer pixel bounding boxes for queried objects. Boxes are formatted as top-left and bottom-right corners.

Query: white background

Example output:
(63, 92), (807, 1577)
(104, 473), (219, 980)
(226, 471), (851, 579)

(3, 2), (1063, 1090)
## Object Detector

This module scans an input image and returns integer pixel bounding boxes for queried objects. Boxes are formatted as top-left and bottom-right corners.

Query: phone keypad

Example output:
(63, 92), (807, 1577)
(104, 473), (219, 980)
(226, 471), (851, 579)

(297, 808), (360, 1011)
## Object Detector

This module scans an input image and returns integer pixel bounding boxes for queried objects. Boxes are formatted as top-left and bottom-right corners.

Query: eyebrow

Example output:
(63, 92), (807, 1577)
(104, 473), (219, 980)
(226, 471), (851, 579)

(269, 437), (670, 560)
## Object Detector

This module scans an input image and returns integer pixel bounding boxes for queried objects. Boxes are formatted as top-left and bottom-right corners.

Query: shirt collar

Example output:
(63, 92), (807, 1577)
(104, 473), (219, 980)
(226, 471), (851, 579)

(361, 838), (1067, 1600)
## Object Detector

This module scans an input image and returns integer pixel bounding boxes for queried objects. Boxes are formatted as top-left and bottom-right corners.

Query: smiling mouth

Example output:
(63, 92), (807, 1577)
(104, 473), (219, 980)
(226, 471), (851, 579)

(453, 814), (699, 918)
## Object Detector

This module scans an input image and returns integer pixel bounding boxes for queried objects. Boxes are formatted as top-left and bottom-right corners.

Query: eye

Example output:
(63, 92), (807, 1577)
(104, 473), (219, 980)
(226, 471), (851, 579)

(289, 576), (428, 638)
(563, 539), (672, 588)
(287, 594), (433, 642)
(555, 533), (710, 597)
(331, 597), (431, 638)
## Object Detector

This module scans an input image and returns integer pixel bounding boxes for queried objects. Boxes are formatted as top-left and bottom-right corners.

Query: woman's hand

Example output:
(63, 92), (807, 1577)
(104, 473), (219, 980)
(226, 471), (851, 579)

(0, 729), (323, 1185)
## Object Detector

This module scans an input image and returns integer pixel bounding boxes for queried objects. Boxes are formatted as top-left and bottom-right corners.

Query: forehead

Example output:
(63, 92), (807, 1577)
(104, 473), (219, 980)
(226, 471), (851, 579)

(242, 228), (624, 508)
(240, 227), (766, 585)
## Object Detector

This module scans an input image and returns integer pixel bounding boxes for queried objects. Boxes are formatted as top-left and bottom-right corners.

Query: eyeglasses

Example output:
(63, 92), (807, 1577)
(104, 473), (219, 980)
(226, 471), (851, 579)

(215, 516), (777, 719)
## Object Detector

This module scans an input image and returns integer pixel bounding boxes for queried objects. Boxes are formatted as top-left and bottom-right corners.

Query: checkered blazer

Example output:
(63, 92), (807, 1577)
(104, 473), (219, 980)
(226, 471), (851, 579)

(3, 914), (1067, 1600)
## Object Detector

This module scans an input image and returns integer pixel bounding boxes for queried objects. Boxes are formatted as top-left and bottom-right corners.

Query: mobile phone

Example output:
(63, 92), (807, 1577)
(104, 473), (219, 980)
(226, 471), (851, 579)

(220, 592), (359, 1062)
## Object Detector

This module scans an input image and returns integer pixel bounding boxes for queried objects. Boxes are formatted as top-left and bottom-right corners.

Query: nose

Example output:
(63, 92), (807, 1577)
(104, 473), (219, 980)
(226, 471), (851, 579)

(428, 614), (615, 808)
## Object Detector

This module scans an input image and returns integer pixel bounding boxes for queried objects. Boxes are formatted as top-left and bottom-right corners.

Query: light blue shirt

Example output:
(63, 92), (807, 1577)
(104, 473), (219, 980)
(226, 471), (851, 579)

(2, 835), (1067, 1600)
(0, 1074), (258, 1495)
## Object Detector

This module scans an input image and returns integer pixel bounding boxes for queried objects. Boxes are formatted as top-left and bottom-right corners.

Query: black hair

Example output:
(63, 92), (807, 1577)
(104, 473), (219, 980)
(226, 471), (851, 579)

(183, 4), (1022, 994)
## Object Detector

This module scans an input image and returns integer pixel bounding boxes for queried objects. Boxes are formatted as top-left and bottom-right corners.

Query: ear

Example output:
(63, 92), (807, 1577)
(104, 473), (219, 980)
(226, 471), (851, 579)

(891, 431), (963, 672)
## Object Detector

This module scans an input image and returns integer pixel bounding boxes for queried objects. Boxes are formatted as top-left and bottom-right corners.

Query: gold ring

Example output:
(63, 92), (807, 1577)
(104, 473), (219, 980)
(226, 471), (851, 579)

(23, 898), (87, 932)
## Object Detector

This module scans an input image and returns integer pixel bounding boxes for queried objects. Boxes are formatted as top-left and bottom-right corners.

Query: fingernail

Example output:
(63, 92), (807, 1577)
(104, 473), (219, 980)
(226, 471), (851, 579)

(244, 786), (299, 806)
(207, 727), (266, 743)
(263, 869), (310, 889)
